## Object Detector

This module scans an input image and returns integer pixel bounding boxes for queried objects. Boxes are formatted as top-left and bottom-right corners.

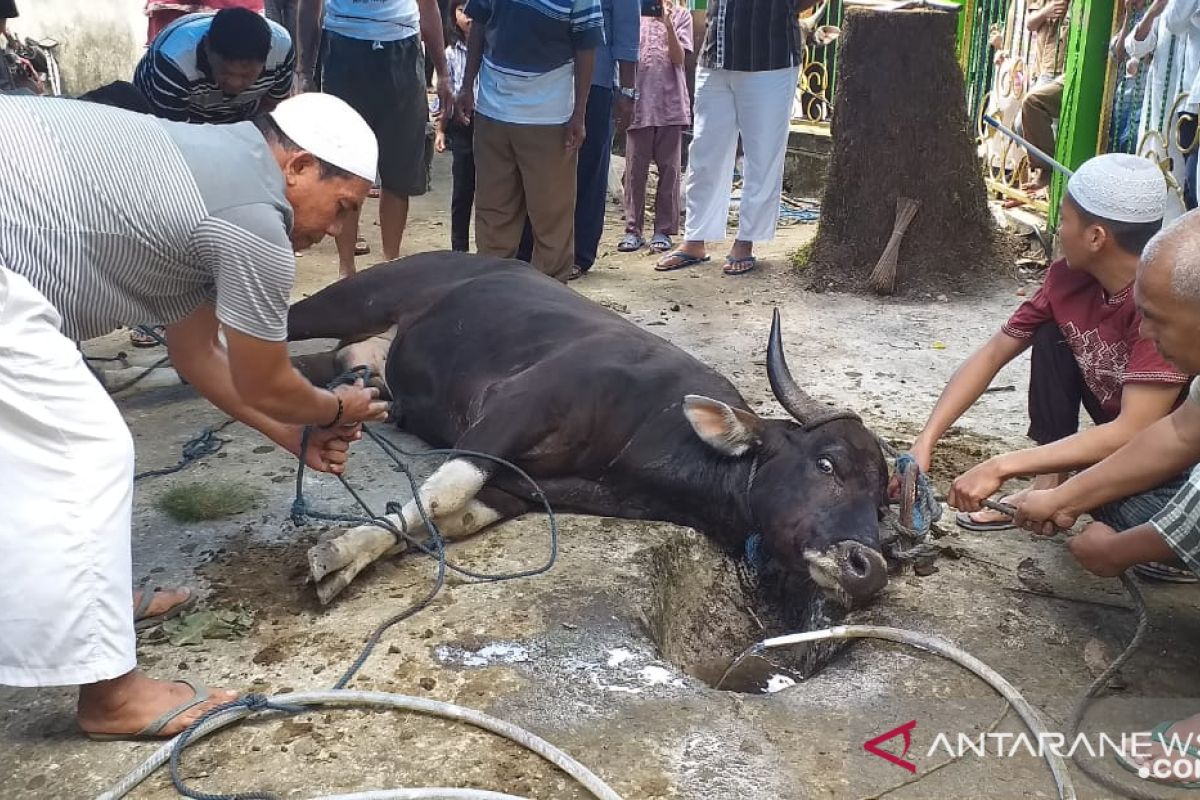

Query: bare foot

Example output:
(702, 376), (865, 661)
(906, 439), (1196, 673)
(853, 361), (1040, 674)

(1125, 712), (1200, 784)
(77, 670), (238, 738)
(132, 587), (191, 621)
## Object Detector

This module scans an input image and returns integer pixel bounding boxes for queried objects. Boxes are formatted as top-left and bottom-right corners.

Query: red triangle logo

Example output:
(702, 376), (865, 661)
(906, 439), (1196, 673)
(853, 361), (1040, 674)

(864, 720), (918, 773)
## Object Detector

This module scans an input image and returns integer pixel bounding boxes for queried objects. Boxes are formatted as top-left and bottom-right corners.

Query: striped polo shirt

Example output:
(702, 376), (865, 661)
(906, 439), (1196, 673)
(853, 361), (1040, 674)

(700, 0), (804, 72)
(134, 12), (295, 124)
(0, 95), (295, 343)
(466, 0), (605, 125)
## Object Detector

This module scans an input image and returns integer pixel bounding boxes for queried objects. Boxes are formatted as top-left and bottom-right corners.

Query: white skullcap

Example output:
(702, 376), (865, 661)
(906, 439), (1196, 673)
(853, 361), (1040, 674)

(269, 93), (378, 183)
(1067, 153), (1166, 224)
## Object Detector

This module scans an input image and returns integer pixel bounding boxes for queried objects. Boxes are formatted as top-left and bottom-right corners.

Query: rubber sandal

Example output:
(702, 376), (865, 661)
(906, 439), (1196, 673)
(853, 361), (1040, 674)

(955, 498), (1017, 532)
(567, 265), (586, 281)
(1113, 721), (1200, 789)
(655, 252), (710, 272)
(134, 585), (198, 632)
(354, 238), (370, 256)
(650, 234), (673, 253)
(723, 255), (758, 275)
(1133, 562), (1199, 583)
(85, 680), (215, 741)
(617, 233), (645, 252)
(129, 326), (166, 348)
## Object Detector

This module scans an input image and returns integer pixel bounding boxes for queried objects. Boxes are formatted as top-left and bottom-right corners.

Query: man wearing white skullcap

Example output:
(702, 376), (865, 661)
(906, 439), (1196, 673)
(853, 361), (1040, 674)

(898, 154), (1193, 548)
(0, 92), (388, 740)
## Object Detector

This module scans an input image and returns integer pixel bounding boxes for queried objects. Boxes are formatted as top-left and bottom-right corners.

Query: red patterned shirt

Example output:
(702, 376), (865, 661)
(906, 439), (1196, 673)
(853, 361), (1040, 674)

(1002, 259), (1189, 417)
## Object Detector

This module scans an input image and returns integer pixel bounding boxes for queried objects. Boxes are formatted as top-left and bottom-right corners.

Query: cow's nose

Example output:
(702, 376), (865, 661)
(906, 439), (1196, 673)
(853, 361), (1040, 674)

(834, 540), (888, 602)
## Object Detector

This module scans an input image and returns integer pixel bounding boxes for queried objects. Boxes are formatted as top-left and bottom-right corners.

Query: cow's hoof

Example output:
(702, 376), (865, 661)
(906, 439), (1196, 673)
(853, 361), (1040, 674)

(308, 524), (401, 596)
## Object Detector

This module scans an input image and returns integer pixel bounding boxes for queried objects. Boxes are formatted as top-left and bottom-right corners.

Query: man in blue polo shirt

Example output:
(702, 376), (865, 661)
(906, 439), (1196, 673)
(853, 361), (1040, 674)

(458, 0), (605, 282)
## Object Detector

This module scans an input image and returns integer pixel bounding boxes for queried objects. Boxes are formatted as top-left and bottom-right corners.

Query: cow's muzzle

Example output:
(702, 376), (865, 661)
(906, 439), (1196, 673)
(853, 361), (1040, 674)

(804, 541), (889, 606)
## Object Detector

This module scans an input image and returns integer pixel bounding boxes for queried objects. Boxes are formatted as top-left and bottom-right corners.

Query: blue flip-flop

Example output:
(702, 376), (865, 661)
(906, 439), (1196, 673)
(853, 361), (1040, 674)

(655, 251), (710, 272)
(723, 255), (758, 275)
(1113, 721), (1200, 789)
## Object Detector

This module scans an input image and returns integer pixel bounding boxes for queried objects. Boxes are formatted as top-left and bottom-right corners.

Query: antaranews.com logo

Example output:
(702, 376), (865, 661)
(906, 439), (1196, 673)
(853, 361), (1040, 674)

(863, 720), (1200, 782)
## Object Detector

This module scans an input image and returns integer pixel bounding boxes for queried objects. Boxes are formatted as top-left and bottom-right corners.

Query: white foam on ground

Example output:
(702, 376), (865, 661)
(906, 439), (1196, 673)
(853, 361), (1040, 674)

(606, 648), (636, 667)
(435, 642), (530, 668)
(764, 674), (797, 694)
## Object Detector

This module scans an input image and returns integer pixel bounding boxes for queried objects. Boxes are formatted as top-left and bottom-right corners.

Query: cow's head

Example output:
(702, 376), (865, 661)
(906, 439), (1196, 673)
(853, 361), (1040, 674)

(683, 311), (888, 608)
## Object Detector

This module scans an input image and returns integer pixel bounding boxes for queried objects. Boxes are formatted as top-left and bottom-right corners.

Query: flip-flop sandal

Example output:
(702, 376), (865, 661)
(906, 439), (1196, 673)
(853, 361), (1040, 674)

(650, 234), (673, 253)
(1133, 562), (1199, 583)
(655, 252), (711, 272)
(85, 679), (217, 741)
(354, 238), (371, 256)
(723, 255), (758, 275)
(129, 326), (166, 348)
(134, 585), (198, 632)
(1113, 721), (1200, 788)
(955, 498), (1017, 532)
(617, 234), (645, 252)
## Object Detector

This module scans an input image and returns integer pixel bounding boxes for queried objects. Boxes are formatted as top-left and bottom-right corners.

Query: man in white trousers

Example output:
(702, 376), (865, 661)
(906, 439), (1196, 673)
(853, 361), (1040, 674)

(0, 92), (388, 739)
(656, 0), (819, 276)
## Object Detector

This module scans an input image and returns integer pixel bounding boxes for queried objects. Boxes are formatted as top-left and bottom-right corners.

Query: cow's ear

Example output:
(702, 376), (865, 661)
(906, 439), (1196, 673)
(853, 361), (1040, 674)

(683, 395), (763, 457)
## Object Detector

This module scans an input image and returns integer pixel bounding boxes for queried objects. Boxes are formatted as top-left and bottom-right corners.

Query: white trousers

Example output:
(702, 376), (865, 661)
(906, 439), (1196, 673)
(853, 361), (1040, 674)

(0, 265), (136, 687)
(683, 65), (800, 243)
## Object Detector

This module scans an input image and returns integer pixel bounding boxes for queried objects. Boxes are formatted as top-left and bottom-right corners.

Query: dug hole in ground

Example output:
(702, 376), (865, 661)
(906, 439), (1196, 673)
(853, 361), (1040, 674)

(3, 153), (1198, 800)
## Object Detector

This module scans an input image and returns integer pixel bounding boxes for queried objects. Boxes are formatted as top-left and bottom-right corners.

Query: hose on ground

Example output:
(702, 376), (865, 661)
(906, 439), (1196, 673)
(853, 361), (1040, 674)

(720, 624), (1078, 800)
(1065, 573), (1181, 800)
(95, 690), (625, 800)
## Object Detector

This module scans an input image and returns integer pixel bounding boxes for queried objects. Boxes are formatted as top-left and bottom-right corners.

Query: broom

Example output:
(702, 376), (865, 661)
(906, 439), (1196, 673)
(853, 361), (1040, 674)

(868, 196), (921, 295)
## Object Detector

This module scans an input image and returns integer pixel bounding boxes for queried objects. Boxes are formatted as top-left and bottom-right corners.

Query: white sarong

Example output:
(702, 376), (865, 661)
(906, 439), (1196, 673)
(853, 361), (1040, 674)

(0, 265), (136, 687)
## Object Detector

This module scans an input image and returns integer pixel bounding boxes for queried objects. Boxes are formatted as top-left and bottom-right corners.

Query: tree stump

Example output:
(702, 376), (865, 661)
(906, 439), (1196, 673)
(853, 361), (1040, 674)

(805, 7), (1001, 296)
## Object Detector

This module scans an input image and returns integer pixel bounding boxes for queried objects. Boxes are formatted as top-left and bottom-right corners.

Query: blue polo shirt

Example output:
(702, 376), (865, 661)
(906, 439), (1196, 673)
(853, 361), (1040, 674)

(466, 0), (605, 125)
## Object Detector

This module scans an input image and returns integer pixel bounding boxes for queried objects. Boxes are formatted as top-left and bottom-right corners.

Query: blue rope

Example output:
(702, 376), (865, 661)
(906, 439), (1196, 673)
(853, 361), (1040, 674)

(894, 452), (942, 538)
(169, 367), (560, 800)
(134, 421), (234, 482)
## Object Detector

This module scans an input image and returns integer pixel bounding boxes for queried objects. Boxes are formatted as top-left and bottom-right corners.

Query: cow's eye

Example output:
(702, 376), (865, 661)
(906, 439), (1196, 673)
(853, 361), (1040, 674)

(816, 456), (834, 475)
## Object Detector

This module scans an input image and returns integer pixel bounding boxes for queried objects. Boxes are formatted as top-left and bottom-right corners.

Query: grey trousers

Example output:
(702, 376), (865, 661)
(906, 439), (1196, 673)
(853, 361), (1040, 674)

(265, 0), (323, 90)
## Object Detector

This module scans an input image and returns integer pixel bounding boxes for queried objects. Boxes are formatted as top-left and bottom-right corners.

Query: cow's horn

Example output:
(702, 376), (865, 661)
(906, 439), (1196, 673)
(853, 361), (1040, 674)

(767, 309), (861, 430)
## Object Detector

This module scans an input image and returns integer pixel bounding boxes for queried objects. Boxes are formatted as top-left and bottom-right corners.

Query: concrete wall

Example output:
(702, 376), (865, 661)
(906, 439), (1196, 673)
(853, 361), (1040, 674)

(11, 0), (145, 95)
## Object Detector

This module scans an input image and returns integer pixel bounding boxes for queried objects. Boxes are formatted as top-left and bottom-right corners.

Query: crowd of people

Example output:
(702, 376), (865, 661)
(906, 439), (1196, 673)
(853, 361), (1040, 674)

(0, 0), (1199, 789)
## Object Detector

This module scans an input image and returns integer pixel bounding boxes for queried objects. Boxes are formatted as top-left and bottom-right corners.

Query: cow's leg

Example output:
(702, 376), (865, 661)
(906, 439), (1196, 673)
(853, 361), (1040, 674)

(308, 459), (493, 601)
(333, 326), (397, 395)
(310, 496), (517, 603)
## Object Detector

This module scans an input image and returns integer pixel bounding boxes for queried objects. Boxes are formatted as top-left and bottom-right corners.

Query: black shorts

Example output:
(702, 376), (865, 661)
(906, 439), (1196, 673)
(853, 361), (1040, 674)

(320, 31), (432, 197)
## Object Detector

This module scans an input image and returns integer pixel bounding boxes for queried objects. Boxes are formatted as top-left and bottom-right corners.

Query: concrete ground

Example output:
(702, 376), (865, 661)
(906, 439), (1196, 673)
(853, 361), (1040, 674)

(3, 154), (1199, 800)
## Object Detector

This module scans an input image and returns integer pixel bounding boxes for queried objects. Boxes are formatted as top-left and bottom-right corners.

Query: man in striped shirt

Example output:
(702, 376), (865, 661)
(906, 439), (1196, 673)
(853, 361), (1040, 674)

(0, 93), (386, 740)
(134, 8), (295, 123)
(658, 0), (821, 275)
(1015, 210), (1200, 789)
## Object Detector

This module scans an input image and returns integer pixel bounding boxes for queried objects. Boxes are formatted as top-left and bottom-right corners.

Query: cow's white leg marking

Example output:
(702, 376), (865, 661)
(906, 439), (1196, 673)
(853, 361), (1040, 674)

(335, 324), (397, 394)
(308, 459), (488, 603)
(425, 499), (503, 542)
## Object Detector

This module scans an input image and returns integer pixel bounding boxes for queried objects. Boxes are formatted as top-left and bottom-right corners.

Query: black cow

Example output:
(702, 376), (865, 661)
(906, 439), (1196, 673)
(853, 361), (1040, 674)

(288, 253), (889, 605)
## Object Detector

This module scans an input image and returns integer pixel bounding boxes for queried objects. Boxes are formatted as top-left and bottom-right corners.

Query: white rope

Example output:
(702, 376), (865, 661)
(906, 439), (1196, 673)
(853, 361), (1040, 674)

(96, 691), (624, 800)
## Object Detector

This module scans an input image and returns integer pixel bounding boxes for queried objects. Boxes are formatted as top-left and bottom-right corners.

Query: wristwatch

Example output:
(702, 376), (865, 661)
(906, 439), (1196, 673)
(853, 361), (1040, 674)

(618, 86), (638, 101)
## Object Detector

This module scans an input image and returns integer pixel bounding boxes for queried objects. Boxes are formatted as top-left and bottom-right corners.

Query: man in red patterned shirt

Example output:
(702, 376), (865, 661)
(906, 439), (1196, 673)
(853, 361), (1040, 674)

(902, 154), (1192, 540)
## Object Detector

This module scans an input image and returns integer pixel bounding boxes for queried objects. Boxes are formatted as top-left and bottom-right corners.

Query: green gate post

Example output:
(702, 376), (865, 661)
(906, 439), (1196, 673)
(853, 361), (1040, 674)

(956, 0), (972, 65)
(1049, 0), (1117, 226)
